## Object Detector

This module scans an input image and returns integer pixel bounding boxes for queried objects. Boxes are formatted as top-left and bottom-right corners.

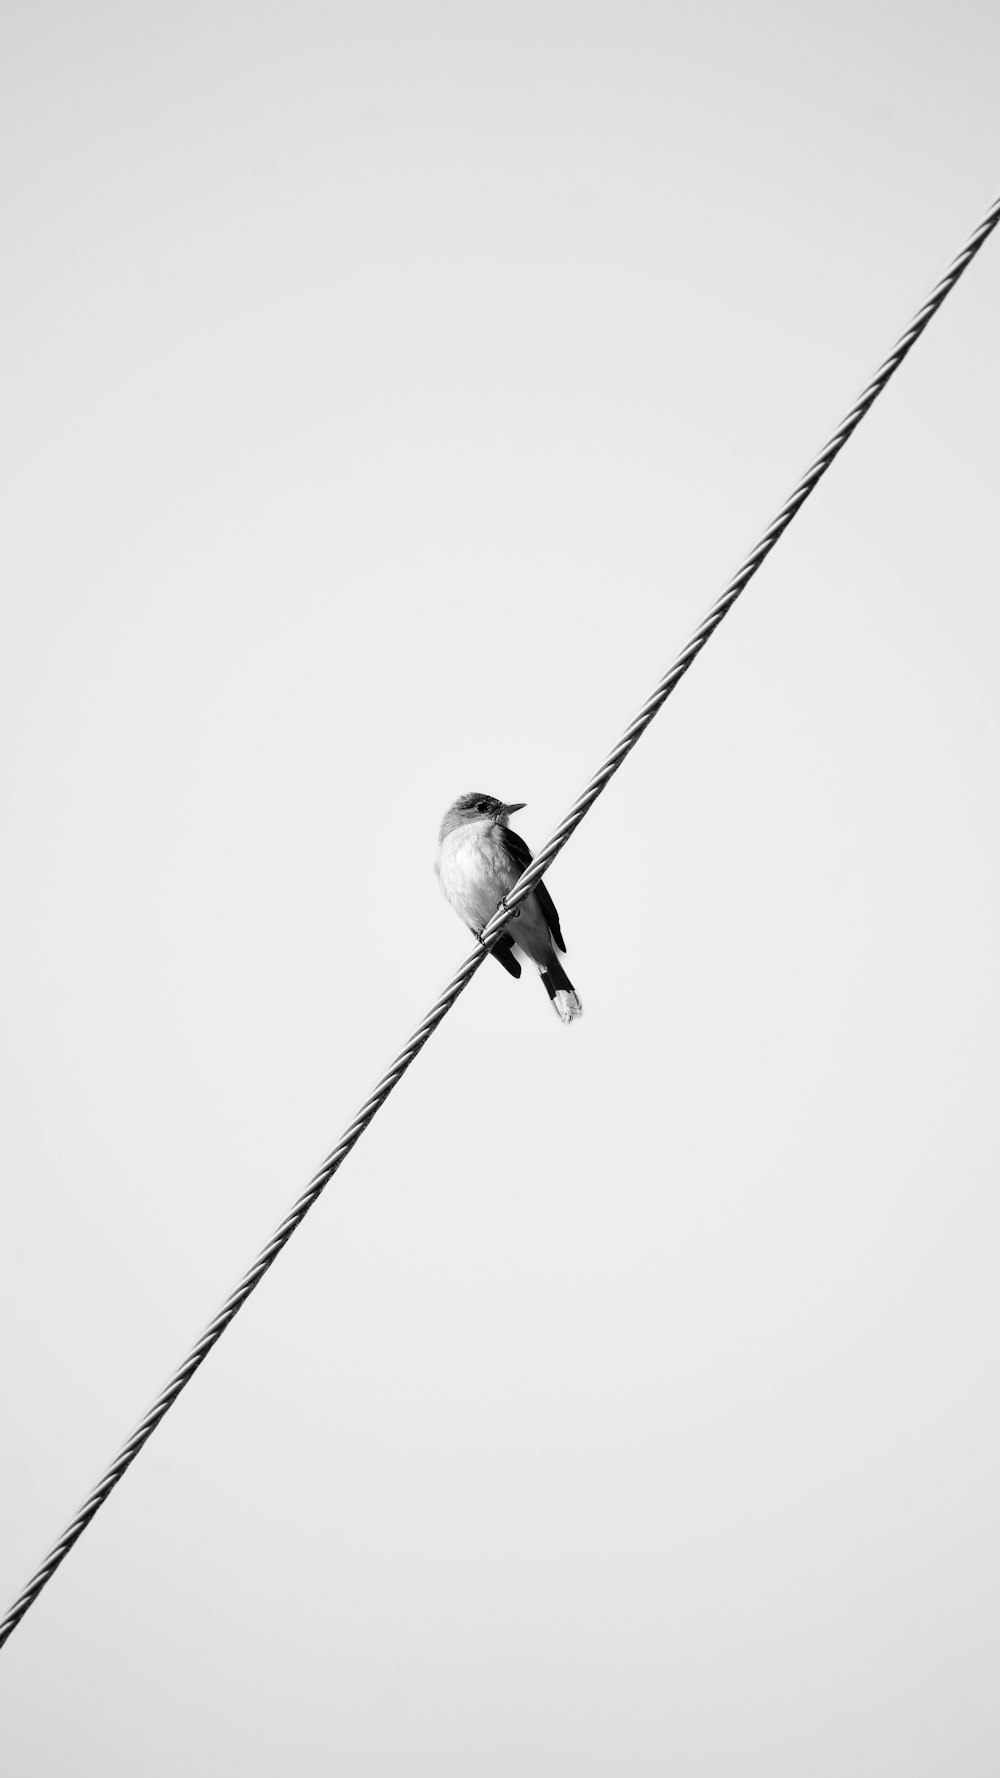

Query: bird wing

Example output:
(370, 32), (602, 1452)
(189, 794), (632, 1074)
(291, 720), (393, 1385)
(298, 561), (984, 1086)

(504, 825), (567, 953)
(490, 933), (522, 978)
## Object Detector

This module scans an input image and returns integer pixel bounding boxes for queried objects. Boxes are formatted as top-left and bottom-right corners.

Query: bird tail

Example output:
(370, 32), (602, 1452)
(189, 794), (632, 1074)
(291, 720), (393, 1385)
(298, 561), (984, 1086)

(539, 956), (583, 1025)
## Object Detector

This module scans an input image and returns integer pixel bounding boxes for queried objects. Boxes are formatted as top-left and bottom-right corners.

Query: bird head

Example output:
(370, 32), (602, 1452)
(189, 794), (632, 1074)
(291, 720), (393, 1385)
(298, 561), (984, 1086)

(438, 793), (526, 842)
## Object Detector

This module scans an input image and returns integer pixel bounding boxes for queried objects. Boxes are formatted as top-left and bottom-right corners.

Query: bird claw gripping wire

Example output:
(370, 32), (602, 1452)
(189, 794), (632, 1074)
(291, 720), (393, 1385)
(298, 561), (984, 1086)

(478, 897), (519, 946)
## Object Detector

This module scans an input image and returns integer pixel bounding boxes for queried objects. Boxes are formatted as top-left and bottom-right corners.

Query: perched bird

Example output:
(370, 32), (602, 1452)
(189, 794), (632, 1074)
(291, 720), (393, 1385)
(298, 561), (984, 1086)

(436, 792), (583, 1024)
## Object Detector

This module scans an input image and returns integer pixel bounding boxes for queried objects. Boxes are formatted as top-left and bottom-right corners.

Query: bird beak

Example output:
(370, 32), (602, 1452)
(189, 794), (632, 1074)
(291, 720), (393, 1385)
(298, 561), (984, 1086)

(504, 802), (526, 815)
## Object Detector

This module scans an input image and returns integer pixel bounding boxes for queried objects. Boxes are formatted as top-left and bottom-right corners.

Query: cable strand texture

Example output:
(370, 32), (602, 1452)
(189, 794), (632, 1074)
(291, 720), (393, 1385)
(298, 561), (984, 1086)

(2, 190), (997, 1654)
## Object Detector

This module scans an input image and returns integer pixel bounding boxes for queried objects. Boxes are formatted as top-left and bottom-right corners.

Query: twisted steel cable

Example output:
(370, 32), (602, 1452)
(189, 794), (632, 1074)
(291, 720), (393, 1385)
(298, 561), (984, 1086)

(2, 190), (997, 1654)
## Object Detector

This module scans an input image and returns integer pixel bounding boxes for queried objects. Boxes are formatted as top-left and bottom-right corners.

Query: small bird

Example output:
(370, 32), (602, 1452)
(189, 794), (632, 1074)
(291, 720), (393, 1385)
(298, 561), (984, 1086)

(436, 792), (583, 1024)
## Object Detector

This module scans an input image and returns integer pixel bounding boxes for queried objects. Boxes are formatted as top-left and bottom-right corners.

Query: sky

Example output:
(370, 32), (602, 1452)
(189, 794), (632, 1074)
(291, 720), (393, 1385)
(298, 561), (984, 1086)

(1, 2), (999, 1773)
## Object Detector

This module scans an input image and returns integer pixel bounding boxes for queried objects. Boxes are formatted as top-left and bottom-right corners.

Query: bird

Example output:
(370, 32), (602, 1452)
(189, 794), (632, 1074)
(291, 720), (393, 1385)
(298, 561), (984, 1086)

(436, 792), (583, 1024)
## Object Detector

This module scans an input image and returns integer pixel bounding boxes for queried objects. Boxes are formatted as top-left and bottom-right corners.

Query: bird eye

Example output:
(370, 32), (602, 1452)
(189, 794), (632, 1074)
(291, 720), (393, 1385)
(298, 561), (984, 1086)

(476, 801), (488, 813)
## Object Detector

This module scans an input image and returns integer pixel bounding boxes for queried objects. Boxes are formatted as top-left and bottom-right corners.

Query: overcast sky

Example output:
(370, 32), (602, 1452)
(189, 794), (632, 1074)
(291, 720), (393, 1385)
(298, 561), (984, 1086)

(2, 3), (999, 1773)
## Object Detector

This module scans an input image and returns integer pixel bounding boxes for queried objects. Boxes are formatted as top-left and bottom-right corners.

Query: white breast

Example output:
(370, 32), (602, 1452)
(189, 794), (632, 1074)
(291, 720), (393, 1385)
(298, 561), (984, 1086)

(436, 821), (515, 933)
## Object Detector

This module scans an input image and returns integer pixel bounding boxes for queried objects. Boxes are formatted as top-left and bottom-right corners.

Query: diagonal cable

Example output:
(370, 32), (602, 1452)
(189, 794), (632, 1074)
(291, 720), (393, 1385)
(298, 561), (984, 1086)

(1, 190), (997, 1654)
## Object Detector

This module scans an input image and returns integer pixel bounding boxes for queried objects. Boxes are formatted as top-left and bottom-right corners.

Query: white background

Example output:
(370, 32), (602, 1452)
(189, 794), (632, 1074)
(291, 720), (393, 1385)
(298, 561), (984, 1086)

(2, 3), (999, 1772)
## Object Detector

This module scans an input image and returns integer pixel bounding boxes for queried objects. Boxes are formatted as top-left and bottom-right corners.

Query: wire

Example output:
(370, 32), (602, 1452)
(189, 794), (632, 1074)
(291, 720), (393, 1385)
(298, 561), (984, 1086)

(2, 190), (997, 1654)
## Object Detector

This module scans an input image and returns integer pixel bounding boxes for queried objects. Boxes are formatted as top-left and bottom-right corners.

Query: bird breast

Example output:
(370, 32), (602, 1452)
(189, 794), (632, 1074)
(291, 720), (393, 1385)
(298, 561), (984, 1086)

(436, 821), (514, 931)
